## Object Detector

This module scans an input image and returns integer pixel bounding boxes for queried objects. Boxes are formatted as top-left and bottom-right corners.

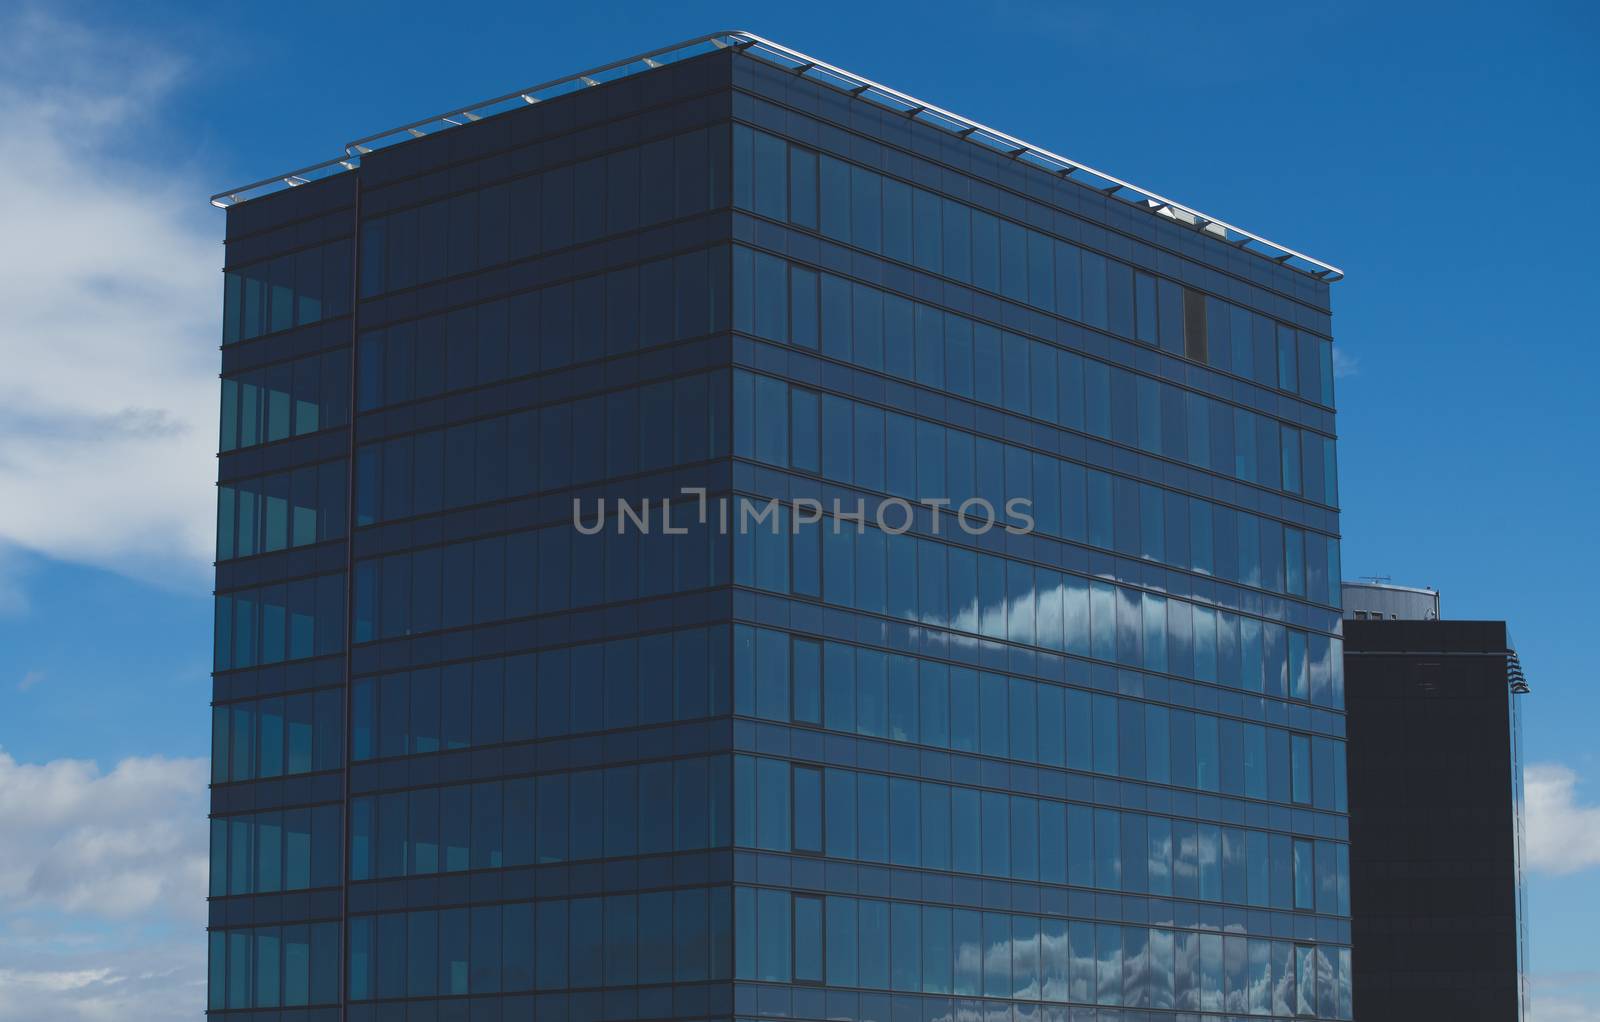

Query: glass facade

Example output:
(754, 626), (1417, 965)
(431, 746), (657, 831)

(210, 42), (1347, 1022)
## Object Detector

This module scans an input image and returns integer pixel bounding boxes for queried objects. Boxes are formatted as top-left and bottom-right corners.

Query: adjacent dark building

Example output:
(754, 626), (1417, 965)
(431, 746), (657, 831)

(207, 32), (1352, 1020)
(1342, 583), (1530, 1022)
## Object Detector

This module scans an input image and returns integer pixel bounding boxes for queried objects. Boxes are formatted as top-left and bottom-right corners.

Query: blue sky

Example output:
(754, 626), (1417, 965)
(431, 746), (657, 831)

(0, 0), (1594, 1018)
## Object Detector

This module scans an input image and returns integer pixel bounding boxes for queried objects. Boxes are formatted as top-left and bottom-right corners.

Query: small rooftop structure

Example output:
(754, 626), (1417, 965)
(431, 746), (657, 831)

(1342, 579), (1441, 621)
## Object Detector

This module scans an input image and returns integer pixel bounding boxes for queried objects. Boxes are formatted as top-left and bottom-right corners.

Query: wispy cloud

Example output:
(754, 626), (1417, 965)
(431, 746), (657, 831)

(1525, 762), (1600, 875)
(0, 935), (206, 1022)
(0, 545), (30, 618)
(1531, 995), (1600, 1022)
(1332, 345), (1359, 379)
(1530, 971), (1600, 1022)
(0, 8), (218, 593)
(16, 671), (45, 693)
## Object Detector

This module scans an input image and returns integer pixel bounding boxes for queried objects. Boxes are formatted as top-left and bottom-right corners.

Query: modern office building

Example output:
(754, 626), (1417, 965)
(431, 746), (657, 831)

(207, 32), (1351, 1021)
(1342, 583), (1530, 1021)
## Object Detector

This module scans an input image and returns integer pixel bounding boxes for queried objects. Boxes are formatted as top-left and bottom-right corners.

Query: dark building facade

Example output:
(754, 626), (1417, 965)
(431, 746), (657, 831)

(1343, 602), (1529, 1021)
(207, 33), (1351, 1022)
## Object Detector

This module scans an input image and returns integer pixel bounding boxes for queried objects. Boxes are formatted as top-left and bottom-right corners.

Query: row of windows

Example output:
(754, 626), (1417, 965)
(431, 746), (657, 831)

(223, 237), (353, 345)
(353, 360), (1337, 620)
(342, 753), (1346, 914)
(736, 888), (1353, 1018)
(218, 460), (347, 561)
(209, 897), (1354, 1014)
(353, 370), (730, 527)
(215, 894), (1357, 1016)
(734, 756), (1348, 915)
(208, 804), (342, 896)
(348, 758), (732, 880)
(732, 276), (1338, 510)
(350, 521), (728, 646)
(347, 890), (736, 1002)
(345, 504), (1335, 711)
(220, 349), (350, 452)
(351, 626), (731, 761)
(215, 573), (346, 672)
(732, 125), (1335, 407)
(342, 637), (1345, 815)
(356, 248), (731, 412)
(211, 688), (343, 784)
(735, 369), (1341, 607)
(345, 509), (1342, 709)
(358, 127), (728, 298)
(206, 923), (341, 1010)
(731, 508), (1341, 703)
(734, 626), (1347, 807)
(348, 619), (1343, 808)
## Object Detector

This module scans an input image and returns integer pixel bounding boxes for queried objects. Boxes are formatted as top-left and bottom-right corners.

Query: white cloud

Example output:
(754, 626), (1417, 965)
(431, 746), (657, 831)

(16, 670), (45, 693)
(0, 748), (208, 1020)
(1525, 762), (1600, 875)
(1529, 764), (1600, 876)
(1516, 764), (1600, 876)
(0, 750), (208, 920)
(0, 9), (219, 590)
(0, 12), (223, 1017)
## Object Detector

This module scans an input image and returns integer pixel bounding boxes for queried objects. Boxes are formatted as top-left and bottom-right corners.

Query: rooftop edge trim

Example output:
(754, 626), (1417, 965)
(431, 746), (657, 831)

(209, 30), (1344, 282)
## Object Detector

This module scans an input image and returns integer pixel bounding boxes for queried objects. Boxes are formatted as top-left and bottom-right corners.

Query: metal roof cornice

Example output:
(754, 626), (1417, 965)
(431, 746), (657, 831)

(211, 30), (1343, 281)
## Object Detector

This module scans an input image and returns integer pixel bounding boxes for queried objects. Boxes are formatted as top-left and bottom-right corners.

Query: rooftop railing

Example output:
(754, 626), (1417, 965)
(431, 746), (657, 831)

(211, 30), (1343, 281)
